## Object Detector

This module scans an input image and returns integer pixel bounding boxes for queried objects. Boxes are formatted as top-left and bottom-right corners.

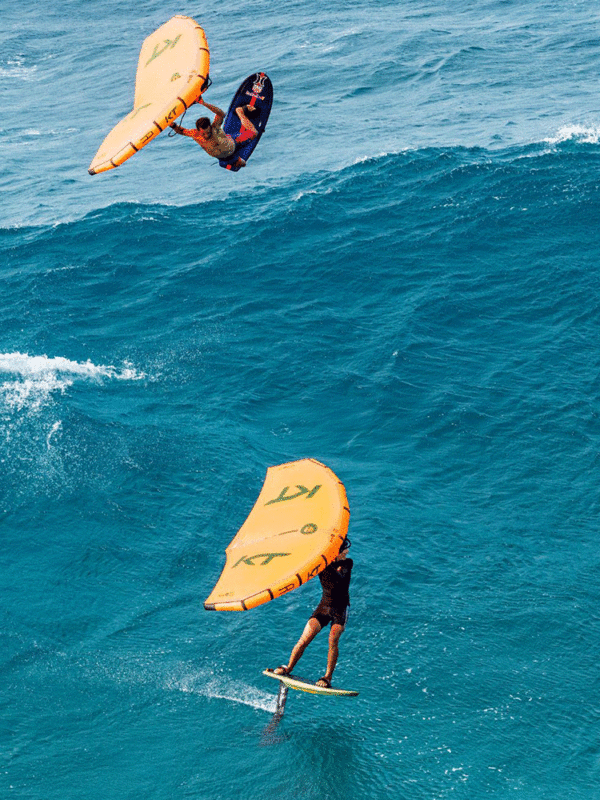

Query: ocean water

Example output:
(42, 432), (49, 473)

(2, 1), (600, 797)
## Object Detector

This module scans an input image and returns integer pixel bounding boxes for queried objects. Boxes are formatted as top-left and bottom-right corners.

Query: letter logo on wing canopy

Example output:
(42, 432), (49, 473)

(233, 553), (290, 567)
(265, 485), (321, 504)
(146, 35), (182, 66)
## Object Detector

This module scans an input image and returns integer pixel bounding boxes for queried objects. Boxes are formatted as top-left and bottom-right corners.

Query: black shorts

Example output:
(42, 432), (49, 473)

(311, 600), (349, 629)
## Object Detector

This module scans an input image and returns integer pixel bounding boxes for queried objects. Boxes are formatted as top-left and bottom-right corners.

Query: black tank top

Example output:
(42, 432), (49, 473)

(319, 558), (353, 608)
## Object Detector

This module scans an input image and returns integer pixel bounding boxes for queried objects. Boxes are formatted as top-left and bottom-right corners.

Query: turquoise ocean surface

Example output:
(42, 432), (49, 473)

(3, 1), (600, 797)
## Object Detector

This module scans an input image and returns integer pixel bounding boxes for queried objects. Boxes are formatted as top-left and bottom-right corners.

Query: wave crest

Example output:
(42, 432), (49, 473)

(0, 352), (145, 412)
(545, 124), (600, 145)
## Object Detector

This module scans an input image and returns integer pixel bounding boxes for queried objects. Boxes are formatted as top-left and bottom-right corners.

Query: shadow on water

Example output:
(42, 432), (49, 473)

(257, 698), (391, 800)
(260, 683), (288, 745)
(276, 720), (369, 800)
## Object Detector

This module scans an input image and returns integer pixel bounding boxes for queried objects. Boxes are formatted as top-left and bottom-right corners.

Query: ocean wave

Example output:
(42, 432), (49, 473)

(0, 352), (145, 413)
(1, 137), (593, 241)
(544, 123), (600, 145)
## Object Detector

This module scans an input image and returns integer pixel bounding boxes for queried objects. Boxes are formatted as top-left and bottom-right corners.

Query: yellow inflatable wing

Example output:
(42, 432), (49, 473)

(89, 15), (209, 175)
(204, 459), (350, 611)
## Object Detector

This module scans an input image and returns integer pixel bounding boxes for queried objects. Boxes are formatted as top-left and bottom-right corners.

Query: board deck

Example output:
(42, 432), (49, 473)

(263, 668), (359, 697)
(219, 72), (273, 171)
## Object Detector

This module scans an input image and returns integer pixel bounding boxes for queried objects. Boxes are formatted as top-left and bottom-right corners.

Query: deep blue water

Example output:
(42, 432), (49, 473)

(2, 1), (600, 798)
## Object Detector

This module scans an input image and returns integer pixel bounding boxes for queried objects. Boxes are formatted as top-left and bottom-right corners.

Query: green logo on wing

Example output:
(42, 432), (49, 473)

(266, 485), (321, 504)
(146, 35), (182, 66)
(233, 553), (290, 567)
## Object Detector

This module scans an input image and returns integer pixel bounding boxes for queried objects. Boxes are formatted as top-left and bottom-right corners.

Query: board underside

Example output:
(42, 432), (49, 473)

(219, 72), (273, 171)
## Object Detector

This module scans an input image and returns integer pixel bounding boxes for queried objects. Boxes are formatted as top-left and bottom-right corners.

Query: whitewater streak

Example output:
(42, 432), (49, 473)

(0, 352), (145, 412)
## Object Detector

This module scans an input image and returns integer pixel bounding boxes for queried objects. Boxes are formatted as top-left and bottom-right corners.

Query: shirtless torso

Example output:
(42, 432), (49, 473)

(178, 119), (236, 159)
(170, 96), (258, 168)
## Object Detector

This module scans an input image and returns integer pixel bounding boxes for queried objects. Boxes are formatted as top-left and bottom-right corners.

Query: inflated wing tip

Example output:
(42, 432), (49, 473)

(203, 599), (247, 611)
(88, 168), (96, 176)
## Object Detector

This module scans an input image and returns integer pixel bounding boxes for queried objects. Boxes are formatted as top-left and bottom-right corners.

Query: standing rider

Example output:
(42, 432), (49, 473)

(274, 537), (353, 688)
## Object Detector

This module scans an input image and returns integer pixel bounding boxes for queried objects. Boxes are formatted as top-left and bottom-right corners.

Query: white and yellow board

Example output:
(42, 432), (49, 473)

(263, 669), (359, 697)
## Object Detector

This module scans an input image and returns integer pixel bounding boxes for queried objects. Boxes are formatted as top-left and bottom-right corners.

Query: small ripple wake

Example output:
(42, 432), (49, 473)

(168, 669), (277, 714)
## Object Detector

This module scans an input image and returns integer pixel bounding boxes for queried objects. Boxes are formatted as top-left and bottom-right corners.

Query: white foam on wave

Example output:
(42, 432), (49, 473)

(545, 124), (600, 145)
(0, 61), (37, 81)
(0, 352), (145, 413)
(352, 150), (397, 165)
(291, 186), (333, 203)
(46, 420), (62, 449)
